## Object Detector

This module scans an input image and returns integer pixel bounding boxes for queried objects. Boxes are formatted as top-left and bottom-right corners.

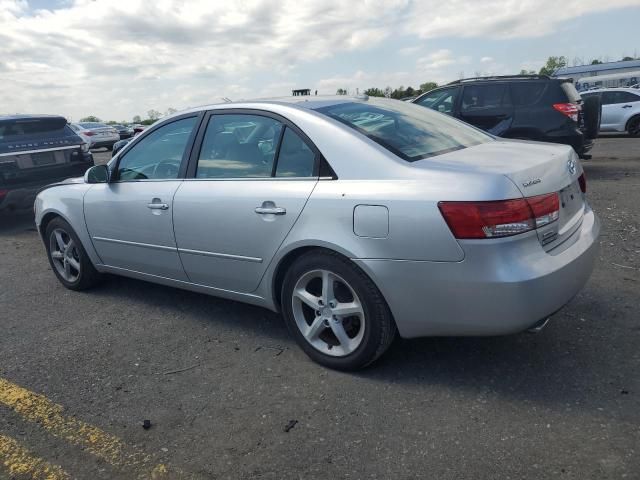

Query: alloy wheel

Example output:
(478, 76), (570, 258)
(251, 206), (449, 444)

(291, 269), (365, 357)
(49, 228), (81, 283)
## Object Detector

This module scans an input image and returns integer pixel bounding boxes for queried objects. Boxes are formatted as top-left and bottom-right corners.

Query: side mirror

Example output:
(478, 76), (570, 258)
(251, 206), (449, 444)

(84, 164), (110, 184)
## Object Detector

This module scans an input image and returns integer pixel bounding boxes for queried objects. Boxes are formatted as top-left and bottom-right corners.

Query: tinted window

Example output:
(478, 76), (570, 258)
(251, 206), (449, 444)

(116, 116), (196, 181)
(461, 84), (510, 111)
(315, 99), (491, 162)
(275, 127), (316, 177)
(196, 114), (283, 178)
(511, 82), (546, 106)
(602, 91), (640, 105)
(79, 122), (106, 129)
(415, 87), (459, 114)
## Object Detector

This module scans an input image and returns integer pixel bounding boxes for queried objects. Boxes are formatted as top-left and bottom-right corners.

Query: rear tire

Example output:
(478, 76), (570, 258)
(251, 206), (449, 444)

(45, 217), (102, 291)
(582, 95), (601, 139)
(627, 115), (640, 137)
(281, 250), (396, 370)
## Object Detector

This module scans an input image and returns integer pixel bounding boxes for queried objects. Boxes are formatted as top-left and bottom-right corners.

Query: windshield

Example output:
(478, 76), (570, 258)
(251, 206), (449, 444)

(315, 98), (491, 161)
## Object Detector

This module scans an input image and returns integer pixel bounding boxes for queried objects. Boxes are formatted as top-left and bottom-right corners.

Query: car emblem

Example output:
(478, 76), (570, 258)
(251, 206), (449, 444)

(567, 158), (577, 175)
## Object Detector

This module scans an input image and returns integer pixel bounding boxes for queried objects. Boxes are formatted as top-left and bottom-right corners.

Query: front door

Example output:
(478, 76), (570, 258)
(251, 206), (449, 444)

(84, 116), (199, 280)
(601, 90), (640, 131)
(173, 112), (319, 293)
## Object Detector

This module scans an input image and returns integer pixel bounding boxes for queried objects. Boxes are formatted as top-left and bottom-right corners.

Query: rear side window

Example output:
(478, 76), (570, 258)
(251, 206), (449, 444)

(461, 84), (511, 111)
(315, 99), (491, 162)
(275, 127), (316, 177)
(510, 82), (547, 106)
(602, 91), (640, 105)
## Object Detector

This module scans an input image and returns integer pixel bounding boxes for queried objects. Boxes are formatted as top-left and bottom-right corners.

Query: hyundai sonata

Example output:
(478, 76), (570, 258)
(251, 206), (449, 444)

(34, 96), (600, 370)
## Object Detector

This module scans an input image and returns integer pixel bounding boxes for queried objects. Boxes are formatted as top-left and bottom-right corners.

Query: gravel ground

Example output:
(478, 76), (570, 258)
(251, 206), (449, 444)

(0, 138), (638, 479)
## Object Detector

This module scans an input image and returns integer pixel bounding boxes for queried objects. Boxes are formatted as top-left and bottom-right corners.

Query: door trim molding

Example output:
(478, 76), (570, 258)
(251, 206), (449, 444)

(178, 247), (263, 263)
(92, 236), (177, 252)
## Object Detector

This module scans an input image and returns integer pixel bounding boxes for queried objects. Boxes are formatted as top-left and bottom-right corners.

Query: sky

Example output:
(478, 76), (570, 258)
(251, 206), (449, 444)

(1, 0), (639, 122)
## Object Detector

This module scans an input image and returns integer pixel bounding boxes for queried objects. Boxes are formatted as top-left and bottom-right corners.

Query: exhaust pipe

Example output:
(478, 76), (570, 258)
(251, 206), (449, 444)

(527, 317), (550, 333)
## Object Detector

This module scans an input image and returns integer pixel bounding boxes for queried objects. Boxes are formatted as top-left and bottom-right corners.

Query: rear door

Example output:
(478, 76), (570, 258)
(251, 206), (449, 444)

(173, 110), (319, 293)
(458, 83), (514, 135)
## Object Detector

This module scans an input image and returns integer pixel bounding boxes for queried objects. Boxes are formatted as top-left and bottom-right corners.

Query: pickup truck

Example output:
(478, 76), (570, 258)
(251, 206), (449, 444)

(0, 115), (94, 212)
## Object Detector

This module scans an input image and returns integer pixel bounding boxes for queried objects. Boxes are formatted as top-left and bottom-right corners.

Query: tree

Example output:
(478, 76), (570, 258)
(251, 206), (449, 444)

(590, 59), (602, 65)
(419, 82), (438, 92)
(132, 115), (142, 123)
(80, 115), (101, 122)
(165, 107), (177, 116)
(622, 56), (635, 61)
(336, 88), (347, 95)
(105, 120), (117, 125)
(364, 87), (385, 97)
(519, 69), (535, 75)
(147, 109), (162, 121)
(384, 86), (393, 98)
(539, 56), (567, 76)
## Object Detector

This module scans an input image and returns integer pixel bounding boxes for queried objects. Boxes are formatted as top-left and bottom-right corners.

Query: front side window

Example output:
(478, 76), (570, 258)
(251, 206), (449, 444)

(315, 99), (491, 162)
(116, 116), (197, 181)
(461, 84), (510, 111)
(415, 87), (459, 114)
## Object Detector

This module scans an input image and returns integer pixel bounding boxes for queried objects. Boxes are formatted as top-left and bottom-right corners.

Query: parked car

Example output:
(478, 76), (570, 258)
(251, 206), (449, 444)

(412, 75), (601, 159)
(580, 88), (640, 136)
(69, 122), (120, 150)
(111, 138), (132, 157)
(132, 124), (146, 136)
(0, 114), (93, 212)
(34, 97), (599, 370)
(112, 124), (134, 140)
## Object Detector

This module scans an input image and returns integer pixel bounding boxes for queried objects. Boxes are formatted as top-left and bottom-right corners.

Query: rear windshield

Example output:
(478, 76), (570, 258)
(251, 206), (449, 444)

(0, 118), (67, 140)
(79, 122), (107, 128)
(315, 99), (491, 161)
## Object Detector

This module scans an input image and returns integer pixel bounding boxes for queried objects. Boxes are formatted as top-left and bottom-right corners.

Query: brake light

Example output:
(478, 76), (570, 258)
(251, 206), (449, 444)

(84, 131), (95, 136)
(0, 189), (7, 200)
(578, 172), (586, 193)
(553, 103), (579, 122)
(438, 193), (560, 239)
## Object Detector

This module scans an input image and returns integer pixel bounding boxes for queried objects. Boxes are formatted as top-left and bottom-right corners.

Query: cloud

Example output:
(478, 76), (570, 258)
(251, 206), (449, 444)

(0, 0), (637, 119)
(480, 56), (494, 63)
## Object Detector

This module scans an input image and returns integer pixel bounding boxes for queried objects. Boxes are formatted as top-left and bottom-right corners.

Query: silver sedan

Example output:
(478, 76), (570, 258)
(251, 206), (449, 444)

(34, 96), (600, 370)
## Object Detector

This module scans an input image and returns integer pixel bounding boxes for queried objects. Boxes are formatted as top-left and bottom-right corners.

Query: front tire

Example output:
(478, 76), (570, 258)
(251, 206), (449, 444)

(281, 251), (396, 370)
(45, 217), (102, 290)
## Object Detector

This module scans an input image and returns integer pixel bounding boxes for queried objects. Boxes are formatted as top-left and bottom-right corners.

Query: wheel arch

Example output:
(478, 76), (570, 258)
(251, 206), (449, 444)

(625, 113), (640, 133)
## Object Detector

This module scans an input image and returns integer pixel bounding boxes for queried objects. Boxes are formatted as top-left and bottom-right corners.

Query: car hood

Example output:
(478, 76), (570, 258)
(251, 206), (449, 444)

(413, 139), (582, 197)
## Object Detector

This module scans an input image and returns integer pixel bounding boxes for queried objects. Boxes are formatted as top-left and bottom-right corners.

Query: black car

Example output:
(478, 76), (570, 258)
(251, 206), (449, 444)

(412, 75), (601, 158)
(112, 124), (133, 139)
(0, 115), (94, 212)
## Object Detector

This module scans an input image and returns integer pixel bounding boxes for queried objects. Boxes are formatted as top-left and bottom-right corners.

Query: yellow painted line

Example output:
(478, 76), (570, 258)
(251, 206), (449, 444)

(0, 433), (69, 480)
(0, 377), (171, 478)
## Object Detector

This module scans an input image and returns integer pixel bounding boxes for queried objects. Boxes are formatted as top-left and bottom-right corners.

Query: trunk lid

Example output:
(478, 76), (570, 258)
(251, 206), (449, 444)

(415, 139), (585, 250)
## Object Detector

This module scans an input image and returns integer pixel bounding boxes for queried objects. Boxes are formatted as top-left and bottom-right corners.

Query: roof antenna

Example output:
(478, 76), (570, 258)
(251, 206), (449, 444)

(221, 97), (232, 103)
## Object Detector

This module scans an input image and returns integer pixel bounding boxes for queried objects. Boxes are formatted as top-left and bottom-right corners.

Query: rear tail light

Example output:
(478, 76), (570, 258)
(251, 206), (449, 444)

(0, 189), (7, 201)
(438, 193), (560, 239)
(84, 131), (95, 136)
(553, 103), (579, 122)
(578, 172), (587, 193)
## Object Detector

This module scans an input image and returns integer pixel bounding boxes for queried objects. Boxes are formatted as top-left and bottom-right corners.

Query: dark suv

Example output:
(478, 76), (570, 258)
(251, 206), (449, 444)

(0, 115), (94, 212)
(412, 75), (600, 158)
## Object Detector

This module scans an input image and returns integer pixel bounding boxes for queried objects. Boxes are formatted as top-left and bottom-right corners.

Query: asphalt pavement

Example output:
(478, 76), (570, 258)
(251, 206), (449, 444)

(0, 138), (638, 479)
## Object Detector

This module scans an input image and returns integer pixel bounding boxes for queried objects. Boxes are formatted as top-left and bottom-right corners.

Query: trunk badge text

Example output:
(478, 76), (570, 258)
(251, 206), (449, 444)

(567, 158), (577, 175)
(522, 179), (541, 188)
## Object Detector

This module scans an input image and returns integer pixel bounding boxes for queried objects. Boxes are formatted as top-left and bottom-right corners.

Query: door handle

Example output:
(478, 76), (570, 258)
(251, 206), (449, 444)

(147, 202), (169, 210)
(255, 206), (286, 215)
(622, 105), (633, 108)
(255, 200), (286, 215)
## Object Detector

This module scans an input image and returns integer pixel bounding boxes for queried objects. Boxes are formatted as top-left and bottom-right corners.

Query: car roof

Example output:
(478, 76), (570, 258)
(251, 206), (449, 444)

(0, 114), (67, 123)
(176, 95), (373, 117)
(580, 87), (640, 93)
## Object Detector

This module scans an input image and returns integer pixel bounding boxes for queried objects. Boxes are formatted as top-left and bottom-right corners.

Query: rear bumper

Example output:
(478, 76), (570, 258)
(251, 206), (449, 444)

(90, 139), (118, 149)
(355, 206), (600, 338)
(0, 155), (93, 211)
(541, 128), (594, 157)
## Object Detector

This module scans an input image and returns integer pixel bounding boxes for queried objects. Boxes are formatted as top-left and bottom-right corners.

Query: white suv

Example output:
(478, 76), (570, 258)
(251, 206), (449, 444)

(581, 88), (640, 137)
